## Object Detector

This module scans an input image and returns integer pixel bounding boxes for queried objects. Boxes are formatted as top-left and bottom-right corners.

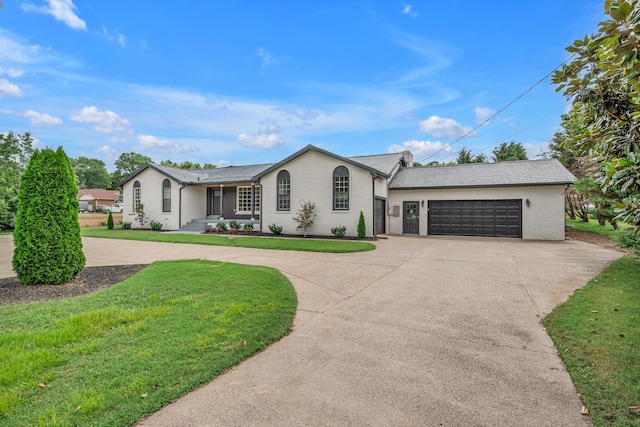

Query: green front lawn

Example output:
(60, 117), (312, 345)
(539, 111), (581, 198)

(566, 216), (634, 237)
(81, 226), (376, 253)
(0, 260), (297, 426)
(543, 256), (640, 426)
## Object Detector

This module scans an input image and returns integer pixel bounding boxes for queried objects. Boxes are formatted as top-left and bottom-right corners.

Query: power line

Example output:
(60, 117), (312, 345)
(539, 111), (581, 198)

(475, 101), (571, 157)
(418, 53), (575, 164)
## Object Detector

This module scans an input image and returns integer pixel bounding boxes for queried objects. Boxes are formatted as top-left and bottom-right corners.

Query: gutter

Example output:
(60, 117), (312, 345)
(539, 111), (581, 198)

(178, 184), (186, 229)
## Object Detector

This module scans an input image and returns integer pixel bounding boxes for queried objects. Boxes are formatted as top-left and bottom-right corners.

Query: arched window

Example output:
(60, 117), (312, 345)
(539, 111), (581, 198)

(162, 179), (171, 212)
(277, 170), (290, 211)
(333, 166), (349, 210)
(133, 180), (141, 211)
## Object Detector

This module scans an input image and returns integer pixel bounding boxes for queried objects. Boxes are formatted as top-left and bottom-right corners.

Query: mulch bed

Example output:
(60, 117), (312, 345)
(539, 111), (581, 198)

(0, 265), (146, 307)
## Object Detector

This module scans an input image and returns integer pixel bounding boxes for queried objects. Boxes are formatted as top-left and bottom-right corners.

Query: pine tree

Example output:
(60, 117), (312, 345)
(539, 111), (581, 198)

(12, 147), (86, 284)
(107, 210), (114, 230)
(357, 211), (366, 239)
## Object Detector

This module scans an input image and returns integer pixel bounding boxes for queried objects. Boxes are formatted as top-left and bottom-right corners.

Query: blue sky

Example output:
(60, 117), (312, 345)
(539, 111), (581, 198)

(1, 1), (602, 170)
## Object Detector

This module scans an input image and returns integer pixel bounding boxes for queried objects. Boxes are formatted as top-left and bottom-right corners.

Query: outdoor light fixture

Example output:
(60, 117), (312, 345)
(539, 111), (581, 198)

(526, 198), (531, 207)
(421, 200), (424, 207)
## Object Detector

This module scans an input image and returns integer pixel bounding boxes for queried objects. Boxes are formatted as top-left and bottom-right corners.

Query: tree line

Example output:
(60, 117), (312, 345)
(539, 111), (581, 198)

(414, 141), (528, 166)
(0, 131), (218, 230)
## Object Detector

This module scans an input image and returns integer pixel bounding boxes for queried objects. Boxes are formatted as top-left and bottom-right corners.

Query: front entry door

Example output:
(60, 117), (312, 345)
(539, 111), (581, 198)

(206, 189), (221, 216)
(403, 201), (419, 234)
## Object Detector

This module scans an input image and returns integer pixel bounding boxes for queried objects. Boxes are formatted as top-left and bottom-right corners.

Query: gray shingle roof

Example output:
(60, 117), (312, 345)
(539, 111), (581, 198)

(347, 152), (406, 176)
(389, 159), (575, 189)
(121, 162), (274, 186)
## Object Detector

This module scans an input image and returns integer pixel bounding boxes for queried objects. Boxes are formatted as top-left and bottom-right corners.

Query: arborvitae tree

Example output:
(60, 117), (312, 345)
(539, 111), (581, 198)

(107, 210), (114, 230)
(12, 147), (86, 285)
(357, 211), (366, 239)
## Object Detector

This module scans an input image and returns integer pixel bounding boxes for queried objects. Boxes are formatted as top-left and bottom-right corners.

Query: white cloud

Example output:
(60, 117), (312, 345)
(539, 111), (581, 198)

(257, 48), (277, 70)
(0, 78), (22, 97)
(0, 67), (24, 77)
(402, 3), (419, 17)
(24, 109), (63, 126)
(97, 145), (116, 156)
(419, 115), (475, 139)
(238, 133), (283, 149)
(388, 140), (452, 157)
(98, 26), (126, 48)
(71, 106), (131, 134)
(137, 134), (189, 152)
(474, 106), (495, 124)
(22, 0), (87, 31)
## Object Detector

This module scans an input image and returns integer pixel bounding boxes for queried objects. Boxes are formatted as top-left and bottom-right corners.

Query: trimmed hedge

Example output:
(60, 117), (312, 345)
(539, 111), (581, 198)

(12, 147), (86, 284)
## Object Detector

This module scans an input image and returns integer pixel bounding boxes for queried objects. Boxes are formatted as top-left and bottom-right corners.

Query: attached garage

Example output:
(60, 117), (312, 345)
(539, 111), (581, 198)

(428, 199), (521, 238)
(387, 159), (576, 241)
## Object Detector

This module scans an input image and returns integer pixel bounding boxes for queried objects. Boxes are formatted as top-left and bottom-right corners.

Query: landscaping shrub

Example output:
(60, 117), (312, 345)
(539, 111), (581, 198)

(243, 222), (254, 234)
(331, 225), (347, 238)
(12, 147), (86, 285)
(228, 219), (241, 230)
(268, 223), (283, 235)
(357, 211), (366, 239)
(616, 230), (640, 254)
(216, 222), (228, 232)
(150, 221), (163, 231)
(293, 200), (316, 237)
(123, 222), (132, 229)
(107, 210), (114, 230)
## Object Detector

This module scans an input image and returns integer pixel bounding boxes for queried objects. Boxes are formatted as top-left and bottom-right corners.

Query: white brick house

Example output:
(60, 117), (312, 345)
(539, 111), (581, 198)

(119, 145), (575, 240)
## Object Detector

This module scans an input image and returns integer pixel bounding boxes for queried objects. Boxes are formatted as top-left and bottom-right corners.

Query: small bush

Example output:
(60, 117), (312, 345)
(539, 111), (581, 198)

(122, 222), (132, 229)
(331, 225), (347, 238)
(268, 223), (283, 235)
(616, 231), (640, 254)
(107, 211), (114, 230)
(357, 211), (366, 239)
(243, 222), (254, 234)
(101, 220), (108, 226)
(216, 222), (228, 231)
(293, 200), (316, 237)
(150, 221), (163, 231)
(228, 220), (241, 230)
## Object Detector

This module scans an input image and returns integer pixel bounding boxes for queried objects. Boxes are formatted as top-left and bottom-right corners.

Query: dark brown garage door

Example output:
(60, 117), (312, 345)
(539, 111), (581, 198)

(428, 200), (522, 238)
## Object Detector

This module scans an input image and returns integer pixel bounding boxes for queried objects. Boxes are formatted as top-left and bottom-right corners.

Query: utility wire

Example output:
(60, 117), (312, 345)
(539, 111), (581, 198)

(418, 53), (575, 164)
(475, 101), (571, 158)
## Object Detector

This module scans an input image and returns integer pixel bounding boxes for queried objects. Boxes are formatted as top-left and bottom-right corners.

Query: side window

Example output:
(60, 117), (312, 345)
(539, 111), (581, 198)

(277, 170), (290, 211)
(162, 179), (171, 212)
(133, 180), (141, 211)
(333, 166), (349, 210)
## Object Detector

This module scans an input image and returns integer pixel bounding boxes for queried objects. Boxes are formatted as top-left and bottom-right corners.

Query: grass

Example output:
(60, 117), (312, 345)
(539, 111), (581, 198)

(566, 216), (634, 237)
(0, 260), (297, 426)
(81, 226), (376, 253)
(543, 256), (640, 426)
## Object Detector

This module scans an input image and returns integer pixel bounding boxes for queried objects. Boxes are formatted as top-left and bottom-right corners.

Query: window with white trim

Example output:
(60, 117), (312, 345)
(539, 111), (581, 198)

(236, 186), (260, 214)
(277, 170), (290, 211)
(333, 166), (349, 210)
(133, 180), (141, 211)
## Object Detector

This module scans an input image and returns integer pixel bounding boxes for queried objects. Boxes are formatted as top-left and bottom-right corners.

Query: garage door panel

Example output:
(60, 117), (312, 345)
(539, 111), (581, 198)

(428, 199), (522, 238)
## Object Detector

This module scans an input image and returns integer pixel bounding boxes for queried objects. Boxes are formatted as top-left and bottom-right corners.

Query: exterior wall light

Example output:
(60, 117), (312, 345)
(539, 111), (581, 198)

(526, 198), (531, 207)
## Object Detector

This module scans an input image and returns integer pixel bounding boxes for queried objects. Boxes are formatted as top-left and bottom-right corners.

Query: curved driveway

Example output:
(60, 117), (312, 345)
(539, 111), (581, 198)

(0, 235), (622, 426)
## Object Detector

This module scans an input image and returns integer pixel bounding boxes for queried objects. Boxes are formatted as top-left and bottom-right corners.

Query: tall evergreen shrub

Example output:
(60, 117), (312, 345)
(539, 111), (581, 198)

(107, 210), (114, 229)
(357, 211), (366, 239)
(12, 147), (86, 284)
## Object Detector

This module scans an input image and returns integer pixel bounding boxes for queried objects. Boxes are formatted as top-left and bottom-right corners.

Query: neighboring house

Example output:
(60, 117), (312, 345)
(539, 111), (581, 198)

(119, 144), (575, 240)
(77, 189), (120, 212)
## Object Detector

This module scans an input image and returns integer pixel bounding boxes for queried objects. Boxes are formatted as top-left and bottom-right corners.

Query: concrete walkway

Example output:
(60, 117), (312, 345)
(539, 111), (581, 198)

(0, 234), (623, 426)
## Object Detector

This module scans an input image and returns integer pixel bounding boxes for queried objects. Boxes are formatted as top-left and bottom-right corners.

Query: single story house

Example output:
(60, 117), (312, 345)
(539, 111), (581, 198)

(119, 144), (575, 240)
(77, 189), (120, 212)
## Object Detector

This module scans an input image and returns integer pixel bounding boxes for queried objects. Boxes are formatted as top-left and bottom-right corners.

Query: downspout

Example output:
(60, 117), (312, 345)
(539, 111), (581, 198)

(259, 182), (263, 233)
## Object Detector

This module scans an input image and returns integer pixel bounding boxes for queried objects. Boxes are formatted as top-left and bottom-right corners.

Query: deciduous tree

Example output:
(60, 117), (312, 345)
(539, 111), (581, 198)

(0, 131), (34, 230)
(70, 156), (111, 189)
(552, 0), (640, 228)
(111, 152), (152, 188)
(491, 141), (528, 162)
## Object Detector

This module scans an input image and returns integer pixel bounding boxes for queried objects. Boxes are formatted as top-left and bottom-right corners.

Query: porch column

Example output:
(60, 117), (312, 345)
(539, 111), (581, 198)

(219, 184), (224, 219)
(251, 183), (255, 221)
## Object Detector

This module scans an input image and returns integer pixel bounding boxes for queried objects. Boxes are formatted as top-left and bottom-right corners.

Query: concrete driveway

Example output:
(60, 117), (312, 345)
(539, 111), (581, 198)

(0, 234), (622, 426)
